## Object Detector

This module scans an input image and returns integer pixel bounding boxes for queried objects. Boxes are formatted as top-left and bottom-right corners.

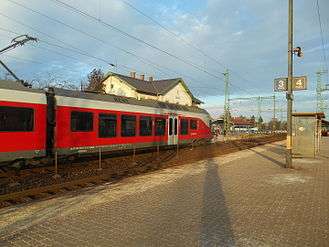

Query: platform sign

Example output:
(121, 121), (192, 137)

(274, 76), (308, 92)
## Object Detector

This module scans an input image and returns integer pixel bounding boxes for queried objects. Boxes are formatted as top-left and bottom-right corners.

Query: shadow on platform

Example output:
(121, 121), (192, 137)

(249, 148), (285, 168)
(199, 159), (235, 246)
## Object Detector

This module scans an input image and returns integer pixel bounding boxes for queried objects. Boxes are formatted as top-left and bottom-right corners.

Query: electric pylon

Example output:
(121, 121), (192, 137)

(223, 69), (230, 135)
(316, 69), (328, 113)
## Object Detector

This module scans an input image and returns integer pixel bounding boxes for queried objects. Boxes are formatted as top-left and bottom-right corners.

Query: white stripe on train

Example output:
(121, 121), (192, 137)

(0, 88), (47, 104)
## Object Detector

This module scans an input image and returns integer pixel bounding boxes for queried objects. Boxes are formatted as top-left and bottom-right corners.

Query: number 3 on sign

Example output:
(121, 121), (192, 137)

(278, 80), (285, 90)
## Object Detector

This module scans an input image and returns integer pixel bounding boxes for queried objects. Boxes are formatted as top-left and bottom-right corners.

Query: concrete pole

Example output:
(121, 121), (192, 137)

(286, 0), (294, 168)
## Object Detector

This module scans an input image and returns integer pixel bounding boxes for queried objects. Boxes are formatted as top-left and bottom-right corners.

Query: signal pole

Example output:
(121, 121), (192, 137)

(286, 0), (294, 168)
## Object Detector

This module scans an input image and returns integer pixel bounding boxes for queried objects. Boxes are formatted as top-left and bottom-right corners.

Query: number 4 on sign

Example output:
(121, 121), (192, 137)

(295, 79), (303, 88)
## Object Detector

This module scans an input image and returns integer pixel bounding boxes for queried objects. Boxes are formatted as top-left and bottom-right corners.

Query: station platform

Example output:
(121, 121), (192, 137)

(0, 138), (328, 246)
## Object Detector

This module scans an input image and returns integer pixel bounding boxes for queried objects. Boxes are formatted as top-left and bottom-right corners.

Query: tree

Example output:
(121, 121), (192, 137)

(250, 115), (256, 123)
(28, 72), (78, 90)
(86, 68), (105, 93)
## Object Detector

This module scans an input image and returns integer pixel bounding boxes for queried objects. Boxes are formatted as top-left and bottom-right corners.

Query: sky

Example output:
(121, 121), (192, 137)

(0, 0), (328, 120)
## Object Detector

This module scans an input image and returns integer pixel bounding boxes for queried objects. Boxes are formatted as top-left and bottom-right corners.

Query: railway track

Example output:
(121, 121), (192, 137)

(0, 134), (285, 208)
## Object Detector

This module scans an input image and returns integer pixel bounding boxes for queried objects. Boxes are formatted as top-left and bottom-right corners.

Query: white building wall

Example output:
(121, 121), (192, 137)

(103, 76), (137, 98)
(162, 83), (192, 106)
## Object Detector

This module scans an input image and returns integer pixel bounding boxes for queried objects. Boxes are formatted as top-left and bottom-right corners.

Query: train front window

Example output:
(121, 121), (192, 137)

(0, 106), (34, 132)
(99, 114), (116, 138)
(180, 119), (188, 135)
(155, 118), (166, 136)
(71, 111), (93, 132)
(140, 116), (152, 136)
(121, 115), (136, 137)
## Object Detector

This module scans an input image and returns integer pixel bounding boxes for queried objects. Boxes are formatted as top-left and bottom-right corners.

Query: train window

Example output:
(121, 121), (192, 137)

(121, 115), (136, 137)
(169, 118), (173, 135)
(0, 106), (34, 132)
(99, 114), (116, 138)
(180, 119), (188, 135)
(71, 111), (93, 132)
(190, 119), (197, 130)
(155, 118), (166, 136)
(140, 116), (152, 136)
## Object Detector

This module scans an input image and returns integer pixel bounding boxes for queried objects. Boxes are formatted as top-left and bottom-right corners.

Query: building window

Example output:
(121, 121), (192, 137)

(180, 119), (188, 135)
(190, 119), (197, 130)
(71, 111), (93, 132)
(121, 115), (136, 137)
(0, 106), (34, 132)
(99, 114), (116, 138)
(140, 116), (152, 136)
(155, 118), (166, 136)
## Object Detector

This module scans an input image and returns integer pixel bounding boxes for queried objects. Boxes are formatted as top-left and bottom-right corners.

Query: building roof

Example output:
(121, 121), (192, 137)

(102, 72), (203, 104)
(231, 117), (254, 126)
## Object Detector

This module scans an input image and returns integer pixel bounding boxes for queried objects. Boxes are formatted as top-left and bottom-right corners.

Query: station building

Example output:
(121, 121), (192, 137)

(101, 72), (202, 107)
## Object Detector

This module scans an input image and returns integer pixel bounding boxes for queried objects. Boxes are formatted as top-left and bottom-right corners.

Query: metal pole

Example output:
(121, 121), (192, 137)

(257, 96), (261, 132)
(98, 147), (102, 171)
(273, 95), (276, 132)
(132, 146), (136, 163)
(286, 0), (294, 168)
(53, 151), (60, 179)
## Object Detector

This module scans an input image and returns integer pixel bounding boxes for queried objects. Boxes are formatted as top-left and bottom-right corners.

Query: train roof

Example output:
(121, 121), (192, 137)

(53, 88), (208, 115)
(0, 80), (45, 94)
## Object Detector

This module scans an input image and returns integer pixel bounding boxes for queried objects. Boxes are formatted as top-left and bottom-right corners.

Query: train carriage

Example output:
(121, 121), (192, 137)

(0, 80), (212, 166)
(0, 81), (47, 164)
(52, 88), (212, 155)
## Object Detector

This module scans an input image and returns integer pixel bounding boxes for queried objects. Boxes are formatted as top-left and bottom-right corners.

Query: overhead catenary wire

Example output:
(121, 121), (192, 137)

(0, 24), (220, 95)
(49, 0), (261, 95)
(0, 12), (118, 67)
(121, 0), (225, 69)
(48, 0), (229, 81)
(3, 0), (260, 96)
(120, 0), (264, 94)
(4, 0), (181, 78)
(2, 0), (211, 85)
(0, 1), (227, 94)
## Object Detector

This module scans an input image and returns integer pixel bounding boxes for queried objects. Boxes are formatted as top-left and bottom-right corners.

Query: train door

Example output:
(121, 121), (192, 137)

(168, 115), (178, 145)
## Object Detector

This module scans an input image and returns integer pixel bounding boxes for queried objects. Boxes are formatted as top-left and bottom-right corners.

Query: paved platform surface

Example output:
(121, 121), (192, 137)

(0, 138), (328, 247)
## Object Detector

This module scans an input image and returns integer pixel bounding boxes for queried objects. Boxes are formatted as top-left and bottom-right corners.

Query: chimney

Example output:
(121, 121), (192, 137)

(130, 71), (136, 78)
(140, 74), (145, 81)
(148, 76), (153, 82)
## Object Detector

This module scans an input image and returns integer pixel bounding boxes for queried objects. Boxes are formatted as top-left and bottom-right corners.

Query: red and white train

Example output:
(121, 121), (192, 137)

(0, 80), (212, 166)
